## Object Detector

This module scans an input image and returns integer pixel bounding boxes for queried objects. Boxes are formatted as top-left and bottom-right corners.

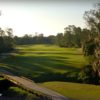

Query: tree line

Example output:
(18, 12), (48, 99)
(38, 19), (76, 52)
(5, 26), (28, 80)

(14, 25), (91, 48)
(14, 34), (55, 45)
(1, 25), (88, 53)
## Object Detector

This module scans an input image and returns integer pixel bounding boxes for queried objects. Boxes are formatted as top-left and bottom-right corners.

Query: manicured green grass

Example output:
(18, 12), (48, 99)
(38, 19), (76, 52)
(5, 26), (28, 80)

(0, 45), (87, 81)
(17, 45), (77, 52)
(41, 81), (100, 100)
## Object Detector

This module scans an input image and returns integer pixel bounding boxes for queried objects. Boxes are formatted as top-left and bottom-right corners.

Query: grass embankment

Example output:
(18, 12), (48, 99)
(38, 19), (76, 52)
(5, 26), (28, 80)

(41, 81), (100, 100)
(0, 45), (87, 82)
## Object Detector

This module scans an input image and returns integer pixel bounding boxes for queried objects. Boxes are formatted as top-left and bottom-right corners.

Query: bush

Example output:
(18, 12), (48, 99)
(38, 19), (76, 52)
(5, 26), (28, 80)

(78, 65), (99, 84)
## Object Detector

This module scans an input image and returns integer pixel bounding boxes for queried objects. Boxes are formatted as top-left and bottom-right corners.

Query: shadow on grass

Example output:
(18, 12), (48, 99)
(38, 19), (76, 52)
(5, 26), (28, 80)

(0, 54), (80, 82)
(19, 51), (82, 55)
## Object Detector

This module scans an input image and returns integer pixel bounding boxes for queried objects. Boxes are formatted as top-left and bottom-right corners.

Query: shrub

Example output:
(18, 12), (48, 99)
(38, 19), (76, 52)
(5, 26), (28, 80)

(78, 65), (99, 84)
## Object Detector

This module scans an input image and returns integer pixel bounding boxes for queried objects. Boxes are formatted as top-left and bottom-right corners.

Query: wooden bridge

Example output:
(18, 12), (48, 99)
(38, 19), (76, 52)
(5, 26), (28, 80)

(0, 73), (68, 100)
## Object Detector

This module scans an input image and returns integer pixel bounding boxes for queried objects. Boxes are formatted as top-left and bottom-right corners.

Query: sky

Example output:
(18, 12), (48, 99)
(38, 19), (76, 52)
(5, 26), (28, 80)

(0, 0), (99, 36)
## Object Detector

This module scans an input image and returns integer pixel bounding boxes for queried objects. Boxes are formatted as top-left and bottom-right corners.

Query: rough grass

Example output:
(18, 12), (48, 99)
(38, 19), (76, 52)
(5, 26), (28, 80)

(5, 86), (37, 99)
(41, 81), (100, 100)
(0, 77), (4, 80)
(0, 45), (87, 82)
